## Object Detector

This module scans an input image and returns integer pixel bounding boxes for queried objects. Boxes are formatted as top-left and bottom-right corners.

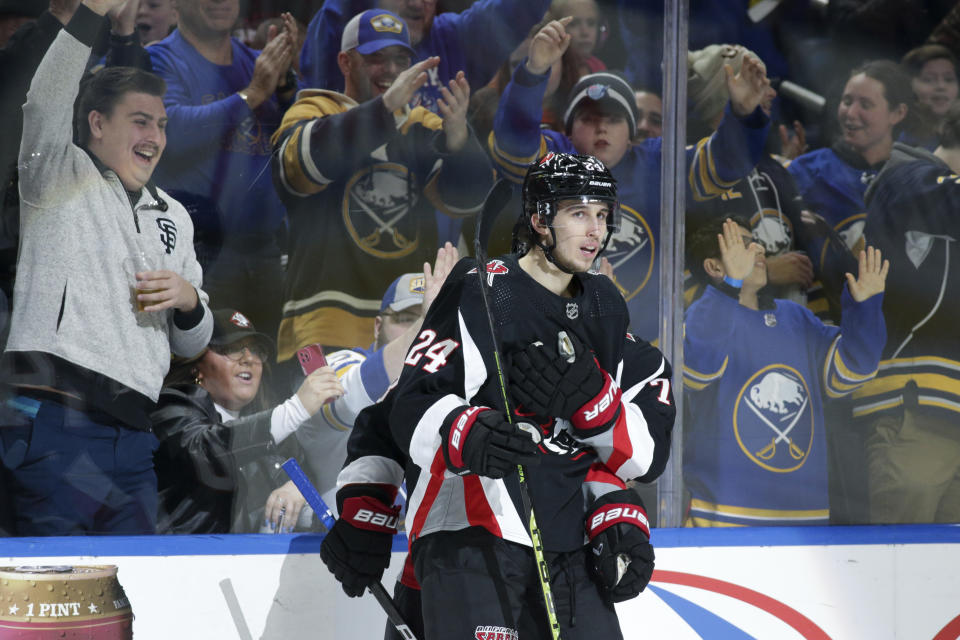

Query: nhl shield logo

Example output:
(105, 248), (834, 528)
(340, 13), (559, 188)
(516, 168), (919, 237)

(566, 303), (579, 320)
(734, 365), (813, 472)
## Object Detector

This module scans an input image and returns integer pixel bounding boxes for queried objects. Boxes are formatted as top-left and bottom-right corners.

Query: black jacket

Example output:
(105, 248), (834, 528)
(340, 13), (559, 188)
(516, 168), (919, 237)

(151, 383), (303, 534)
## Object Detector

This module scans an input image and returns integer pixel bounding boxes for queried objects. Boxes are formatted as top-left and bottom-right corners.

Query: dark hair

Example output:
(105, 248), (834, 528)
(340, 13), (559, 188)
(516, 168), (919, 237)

(939, 101), (960, 148)
(685, 215), (752, 284)
(844, 60), (913, 135)
(901, 44), (958, 79)
(75, 66), (167, 147)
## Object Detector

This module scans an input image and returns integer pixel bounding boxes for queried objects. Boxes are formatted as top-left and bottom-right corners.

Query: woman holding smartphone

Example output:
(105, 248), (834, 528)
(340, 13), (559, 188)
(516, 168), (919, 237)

(151, 308), (343, 534)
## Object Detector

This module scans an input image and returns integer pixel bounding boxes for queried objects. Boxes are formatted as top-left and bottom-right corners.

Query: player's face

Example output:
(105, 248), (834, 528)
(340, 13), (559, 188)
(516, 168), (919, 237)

(569, 102), (631, 168)
(344, 46), (413, 103)
(912, 57), (959, 117)
(374, 305), (421, 349)
(542, 199), (613, 272)
(633, 91), (663, 141)
(87, 92), (167, 191)
(174, 0), (239, 38)
(378, 0), (436, 47)
(196, 338), (265, 412)
(837, 73), (905, 159)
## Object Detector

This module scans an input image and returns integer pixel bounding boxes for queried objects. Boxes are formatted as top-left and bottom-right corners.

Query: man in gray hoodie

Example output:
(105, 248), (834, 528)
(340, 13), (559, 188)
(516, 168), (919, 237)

(0, 0), (212, 536)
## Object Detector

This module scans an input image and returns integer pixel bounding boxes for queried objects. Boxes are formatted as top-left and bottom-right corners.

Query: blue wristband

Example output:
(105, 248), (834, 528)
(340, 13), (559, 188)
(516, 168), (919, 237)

(723, 275), (743, 288)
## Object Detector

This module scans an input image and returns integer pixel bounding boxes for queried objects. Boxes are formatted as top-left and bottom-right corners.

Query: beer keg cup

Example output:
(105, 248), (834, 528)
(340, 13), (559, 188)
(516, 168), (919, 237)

(0, 565), (133, 639)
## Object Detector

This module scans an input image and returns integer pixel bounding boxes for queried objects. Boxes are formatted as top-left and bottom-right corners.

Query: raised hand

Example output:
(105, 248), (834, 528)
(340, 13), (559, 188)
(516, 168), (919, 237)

(107, 0), (138, 36)
(422, 241), (460, 313)
(526, 16), (573, 75)
(244, 25), (294, 108)
(718, 218), (763, 281)
(439, 71), (471, 152)
(296, 365), (345, 415)
(383, 56), (440, 112)
(778, 120), (808, 160)
(726, 51), (770, 118)
(83, 0), (129, 17)
(846, 245), (889, 302)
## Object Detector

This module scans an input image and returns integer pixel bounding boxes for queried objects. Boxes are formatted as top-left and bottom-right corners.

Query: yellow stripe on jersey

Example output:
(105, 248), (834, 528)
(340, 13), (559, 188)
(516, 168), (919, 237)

(271, 91), (358, 196)
(688, 498), (829, 522)
(823, 336), (878, 398)
(489, 131), (548, 183)
(853, 372), (960, 400)
(689, 136), (740, 202)
(277, 307), (376, 363)
(683, 356), (729, 388)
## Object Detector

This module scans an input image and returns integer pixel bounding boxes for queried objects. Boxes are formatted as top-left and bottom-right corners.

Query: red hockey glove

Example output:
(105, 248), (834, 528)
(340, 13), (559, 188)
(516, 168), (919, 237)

(508, 331), (622, 436)
(585, 489), (655, 603)
(320, 486), (400, 597)
(440, 406), (540, 479)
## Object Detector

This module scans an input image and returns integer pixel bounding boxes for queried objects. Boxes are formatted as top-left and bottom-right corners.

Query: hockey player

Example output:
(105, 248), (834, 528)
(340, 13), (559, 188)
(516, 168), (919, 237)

(386, 152), (675, 639)
(491, 18), (772, 342)
(683, 217), (887, 526)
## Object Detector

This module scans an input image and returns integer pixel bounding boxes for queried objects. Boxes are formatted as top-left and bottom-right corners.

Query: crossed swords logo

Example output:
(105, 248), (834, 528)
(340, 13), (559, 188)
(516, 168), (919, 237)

(354, 194), (414, 251)
(744, 394), (808, 461)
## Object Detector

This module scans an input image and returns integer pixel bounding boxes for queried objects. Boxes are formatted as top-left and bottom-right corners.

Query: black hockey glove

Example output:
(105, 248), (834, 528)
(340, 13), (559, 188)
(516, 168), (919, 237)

(585, 489), (655, 603)
(440, 406), (540, 479)
(508, 331), (622, 437)
(320, 486), (400, 598)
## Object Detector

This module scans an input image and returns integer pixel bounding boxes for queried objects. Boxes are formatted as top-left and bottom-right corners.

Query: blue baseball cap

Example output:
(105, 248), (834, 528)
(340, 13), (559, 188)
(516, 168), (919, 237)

(380, 273), (425, 313)
(341, 9), (415, 56)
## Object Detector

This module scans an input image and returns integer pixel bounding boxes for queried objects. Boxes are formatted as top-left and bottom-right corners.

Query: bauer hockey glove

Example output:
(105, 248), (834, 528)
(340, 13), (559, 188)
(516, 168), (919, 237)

(320, 485), (400, 597)
(508, 330), (622, 436)
(440, 406), (540, 479)
(585, 489), (655, 603)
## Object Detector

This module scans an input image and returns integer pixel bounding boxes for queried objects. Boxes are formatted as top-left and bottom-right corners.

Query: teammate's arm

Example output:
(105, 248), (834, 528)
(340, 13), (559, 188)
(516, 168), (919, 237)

(321, 393), (404, 598)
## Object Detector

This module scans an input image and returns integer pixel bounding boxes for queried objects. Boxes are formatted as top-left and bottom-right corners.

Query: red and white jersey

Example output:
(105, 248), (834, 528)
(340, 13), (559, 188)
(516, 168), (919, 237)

(388, 255), (675, 552)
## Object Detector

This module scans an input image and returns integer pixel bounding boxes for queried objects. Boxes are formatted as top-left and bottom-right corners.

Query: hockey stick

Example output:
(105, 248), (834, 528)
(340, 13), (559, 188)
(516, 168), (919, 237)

(281, 458), (419, 640)
(473, 179), (563, 640)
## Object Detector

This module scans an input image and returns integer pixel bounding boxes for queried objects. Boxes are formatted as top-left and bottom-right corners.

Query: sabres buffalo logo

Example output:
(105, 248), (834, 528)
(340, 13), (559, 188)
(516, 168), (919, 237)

(733, 365), (813, 472)
(750, 207), (793, 256)
(343, 163), (420, 258)
(604, 204), (654, 297)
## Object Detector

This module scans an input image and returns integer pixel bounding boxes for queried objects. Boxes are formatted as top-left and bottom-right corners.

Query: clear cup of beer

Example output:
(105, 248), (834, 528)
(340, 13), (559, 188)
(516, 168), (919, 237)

(123, 251), (161, 313)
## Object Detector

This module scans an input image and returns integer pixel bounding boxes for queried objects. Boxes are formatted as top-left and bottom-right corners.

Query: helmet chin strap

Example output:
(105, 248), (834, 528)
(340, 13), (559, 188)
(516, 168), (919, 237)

(536, 232), (579, 275)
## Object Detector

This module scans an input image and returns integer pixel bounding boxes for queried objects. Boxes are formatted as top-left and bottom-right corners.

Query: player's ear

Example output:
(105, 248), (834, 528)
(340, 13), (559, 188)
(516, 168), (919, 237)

(703, 257), (724, 280)
(532, 212), (548, 232)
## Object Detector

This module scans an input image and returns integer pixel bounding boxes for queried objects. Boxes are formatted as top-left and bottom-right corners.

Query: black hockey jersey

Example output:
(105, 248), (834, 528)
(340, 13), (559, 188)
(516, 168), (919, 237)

(389, 255), (675, 552)
(856, 143), (960, 420)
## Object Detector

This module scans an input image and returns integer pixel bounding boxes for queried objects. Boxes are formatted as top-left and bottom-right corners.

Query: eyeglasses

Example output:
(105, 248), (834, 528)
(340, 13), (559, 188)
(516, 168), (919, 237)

(210, 343), (268, 364)
(380, 309), (421, 325)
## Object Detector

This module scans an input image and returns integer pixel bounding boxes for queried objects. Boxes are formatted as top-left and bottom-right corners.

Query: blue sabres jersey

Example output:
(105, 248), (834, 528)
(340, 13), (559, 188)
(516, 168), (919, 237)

(787, 146), (880, 265)
(682, 285), (885, 526)
(490, 64), (769, 343)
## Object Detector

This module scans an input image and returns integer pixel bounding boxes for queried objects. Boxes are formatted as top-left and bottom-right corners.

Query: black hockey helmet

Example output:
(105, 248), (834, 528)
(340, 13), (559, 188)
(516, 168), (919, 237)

(515, 152), (620, 271)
